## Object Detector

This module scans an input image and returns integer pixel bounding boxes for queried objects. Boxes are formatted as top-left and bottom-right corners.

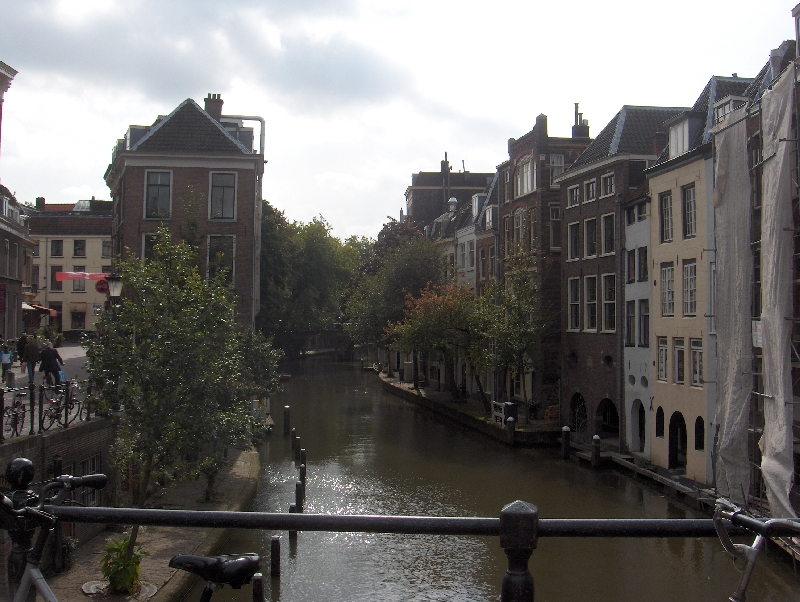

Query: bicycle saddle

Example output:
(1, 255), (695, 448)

(169, 553), (260, 588)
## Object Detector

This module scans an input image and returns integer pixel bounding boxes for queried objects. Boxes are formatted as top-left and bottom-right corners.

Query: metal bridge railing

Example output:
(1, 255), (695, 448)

(46, 501), (798, 602)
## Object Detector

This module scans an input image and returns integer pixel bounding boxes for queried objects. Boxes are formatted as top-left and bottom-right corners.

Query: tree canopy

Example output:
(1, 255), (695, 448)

(85, 227), (281, 505)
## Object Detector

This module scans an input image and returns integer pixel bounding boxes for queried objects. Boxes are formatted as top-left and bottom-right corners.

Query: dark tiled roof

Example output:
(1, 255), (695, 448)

(28, 215), (111, 237)
(569, 106), (687, 170)
(134, 99), (249, 155)
(744, 40), (796, 101)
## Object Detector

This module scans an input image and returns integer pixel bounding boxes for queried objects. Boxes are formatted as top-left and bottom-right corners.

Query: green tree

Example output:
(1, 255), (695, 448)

(86, 227), (280, 507)
(345, 235), (444, 347)
(385, 283), (493, 408)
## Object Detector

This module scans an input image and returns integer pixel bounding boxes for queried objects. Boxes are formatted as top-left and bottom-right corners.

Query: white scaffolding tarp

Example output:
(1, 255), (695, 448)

(714, 106), (753, 506)
(758, 64), (797, 519)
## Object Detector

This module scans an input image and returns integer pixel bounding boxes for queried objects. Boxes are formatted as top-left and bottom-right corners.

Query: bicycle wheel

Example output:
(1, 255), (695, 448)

(64, 398), (81, 425)
(3, 407), (14, 438)
(14, 404), (26, 436)
(41, 403), (58, 431)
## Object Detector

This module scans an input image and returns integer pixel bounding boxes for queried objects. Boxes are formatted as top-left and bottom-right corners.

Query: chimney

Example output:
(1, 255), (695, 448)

(448, 197), (458, 217)
(35, 197), (45, 210)
(572, 103), (590, 138)
(204, 93), (223, 122)
(652, 131), (667, 156)
(770, 49), (783, 81)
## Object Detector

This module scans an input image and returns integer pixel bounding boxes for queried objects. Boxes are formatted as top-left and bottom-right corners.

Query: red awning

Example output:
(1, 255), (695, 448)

(22, 303), (57, 317)
(55, 271), (110, 281)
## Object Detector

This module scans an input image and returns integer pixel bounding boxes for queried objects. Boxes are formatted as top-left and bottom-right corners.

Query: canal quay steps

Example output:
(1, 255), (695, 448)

(46, 447), (260, 602)
(378, 374), (561, 447)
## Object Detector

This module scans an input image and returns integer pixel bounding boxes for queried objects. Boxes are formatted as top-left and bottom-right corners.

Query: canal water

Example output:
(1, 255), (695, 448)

(189, 358), (800, 601)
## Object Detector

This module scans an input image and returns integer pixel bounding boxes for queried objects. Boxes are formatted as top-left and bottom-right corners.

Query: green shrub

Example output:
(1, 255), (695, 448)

(100, 534), (148, 594)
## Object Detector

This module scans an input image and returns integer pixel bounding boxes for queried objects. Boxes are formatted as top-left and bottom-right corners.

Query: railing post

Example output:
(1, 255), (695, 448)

(561, 426), (570, 460)
(84, 382), (92, 421)
(295, 481), (304, 513)
(299, 464), (306, 492)
(294, 439), (301, 463)
(288, 504), (297, 540)
(0, 388), (5, 443)
(300, 448), (306, 467)
(500, 500), (538, 602)
(291, 428), (297, 450)
(591, 435), (601, 468)
(37, 385), (44, 433)
(283, 406), (291, 435)
(270, 535), (281, 577)
(252, 573), (264, 602)
(29, 382), (35, 435)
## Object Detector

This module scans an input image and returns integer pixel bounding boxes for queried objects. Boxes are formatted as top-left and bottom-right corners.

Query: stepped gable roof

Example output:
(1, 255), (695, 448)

(133, 98), (250, 155)
(569, 106), (687, 171)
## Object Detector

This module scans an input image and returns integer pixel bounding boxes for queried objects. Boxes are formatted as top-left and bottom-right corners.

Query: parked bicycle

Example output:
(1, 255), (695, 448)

(170, 552), (261, 601)
(40, 382), (83, 431)
(714, 497), (800, 601)
(3, 392), (27, 438)
(0, 457), (107, 602)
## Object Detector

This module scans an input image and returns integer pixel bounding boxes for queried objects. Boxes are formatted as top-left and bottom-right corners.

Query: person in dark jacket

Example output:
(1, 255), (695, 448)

(16, 335), (27, 366)
(39, 341), (64, 386)
(22, 335), (41, 384)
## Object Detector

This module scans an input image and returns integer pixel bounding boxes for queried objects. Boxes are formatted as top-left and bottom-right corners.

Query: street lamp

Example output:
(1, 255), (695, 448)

(106, 273), (123, 303)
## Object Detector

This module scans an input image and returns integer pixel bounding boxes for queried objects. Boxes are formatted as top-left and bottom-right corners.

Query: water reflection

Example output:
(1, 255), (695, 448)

(186, 358), (800, 601)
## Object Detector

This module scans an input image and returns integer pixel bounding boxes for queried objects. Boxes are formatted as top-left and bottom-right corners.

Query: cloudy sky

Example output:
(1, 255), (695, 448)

(0, 0), (795, 239)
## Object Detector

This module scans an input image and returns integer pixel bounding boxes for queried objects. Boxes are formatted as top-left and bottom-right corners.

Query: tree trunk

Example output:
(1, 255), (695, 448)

(521, 363), (529, 423)
(412, 350), (419, 390)
(445, 354), (459, 400)
(471, 364), (491, 413)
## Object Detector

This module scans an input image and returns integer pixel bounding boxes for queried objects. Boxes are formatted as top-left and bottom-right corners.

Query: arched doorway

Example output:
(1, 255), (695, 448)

(668, 412), (687, 470)
(570, 393), (588, 438)
(630, 399), (645, 453)
(596, 398), (619, 439)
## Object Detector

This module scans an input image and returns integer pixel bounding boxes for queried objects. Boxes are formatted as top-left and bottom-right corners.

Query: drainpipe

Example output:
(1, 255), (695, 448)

(616, 192), (626, 453)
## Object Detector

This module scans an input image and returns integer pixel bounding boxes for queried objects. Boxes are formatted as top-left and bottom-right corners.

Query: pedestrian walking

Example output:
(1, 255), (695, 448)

(22, 335), (41, 384)
(39, 341), (64, 387)
(0, 344), (13, 383)
(16, 334), (27, 366)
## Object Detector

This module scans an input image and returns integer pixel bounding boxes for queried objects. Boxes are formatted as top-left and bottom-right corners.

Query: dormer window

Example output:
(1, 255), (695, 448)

(669, 120), (689, 159)
(713, 96), (747, 124)
(485, 206), (493, 229)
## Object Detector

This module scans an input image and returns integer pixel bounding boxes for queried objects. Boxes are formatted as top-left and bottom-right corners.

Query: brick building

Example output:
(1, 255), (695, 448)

(498, 109), (590, 410)
(404, 154), (493, 230)
(557, 105), (686, 447)
(26, 197), (113, 337)
(104, 94), (265, 326)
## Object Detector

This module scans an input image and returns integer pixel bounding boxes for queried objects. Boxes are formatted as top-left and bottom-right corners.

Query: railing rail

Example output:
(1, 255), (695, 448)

(44, 503), (800, 602)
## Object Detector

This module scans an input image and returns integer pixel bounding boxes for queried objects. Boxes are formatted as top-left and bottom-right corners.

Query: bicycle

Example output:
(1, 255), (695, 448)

(40, 383), (81, 431)
(3, 393), (27, 438)
(714, 498), (800, 602)
(169, 552), (262, 601)
(0, 457), (107, 602)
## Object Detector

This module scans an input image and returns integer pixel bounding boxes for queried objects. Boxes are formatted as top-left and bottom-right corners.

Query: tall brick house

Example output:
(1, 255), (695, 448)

(405, 154), (494, 230)
(557, 105), (687, 448)
(498, 109), (590, 411)
(104, 94), (265, 326)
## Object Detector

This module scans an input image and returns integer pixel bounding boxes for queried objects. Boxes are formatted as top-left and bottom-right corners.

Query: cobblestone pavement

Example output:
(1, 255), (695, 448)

(46, 447), (260, 602)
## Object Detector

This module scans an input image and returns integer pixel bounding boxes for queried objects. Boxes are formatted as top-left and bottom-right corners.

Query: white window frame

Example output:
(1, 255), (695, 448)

(602, 273), (616, 332)
(101, 240), (113, 258)
(513, 211), (523, 244)
(72, 265), (86, 292)
(550, 154), (564, 185)
(568, 277), (580, 331)
(567, 185), (580, 208)
(207, 234), (236, 282)
(514, 160), (534, 198)
(459, 243), (465, 268)
(142, 233), (160, 260)
(549, 206), (561, 250)
(709, 262), (717, 333)
(144, 170), (173, 219)
(488, 245), (496, 280)
(601, 213), (615, 256)
(661, 263), (674, 316)
(600, 173), (615, 198)
(657, 337), (668, 381)
(682, 184), (696, 239)
(567, 222), (580, 261)
(209, 171), (238, 220)
(674, 338), (685, 384)
(584, 275), (597, 332)
(584, 218), (597, 258)
(625, 300), (636, 347)
(690, 339), (703, 387)
(583, 179), (596, 203)
(660, 191), (673, 243)
(669, 120), (689, 158)
(638, 300), (650, 347)
(468, 240), (475, 268)
(683, 259), (697, 316)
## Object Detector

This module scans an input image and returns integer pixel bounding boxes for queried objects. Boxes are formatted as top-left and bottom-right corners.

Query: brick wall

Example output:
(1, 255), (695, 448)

(0, 418), (115, 591)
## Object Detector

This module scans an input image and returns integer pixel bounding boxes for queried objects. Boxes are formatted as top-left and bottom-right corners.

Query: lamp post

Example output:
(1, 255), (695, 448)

(106, 273), (123, 304)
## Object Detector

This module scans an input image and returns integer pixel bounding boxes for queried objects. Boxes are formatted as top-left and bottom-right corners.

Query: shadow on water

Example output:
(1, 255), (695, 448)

(184, 357), (800, 602)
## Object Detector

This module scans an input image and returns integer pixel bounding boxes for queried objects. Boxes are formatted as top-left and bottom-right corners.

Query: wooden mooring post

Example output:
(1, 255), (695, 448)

(561, 426), (571, 460)
(283, 406), (291, 435)
(295, 481), (304, 513)
(270, 535), (281, 577)
(252, 573), (264, 602)
(591, 435), (601, 468)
